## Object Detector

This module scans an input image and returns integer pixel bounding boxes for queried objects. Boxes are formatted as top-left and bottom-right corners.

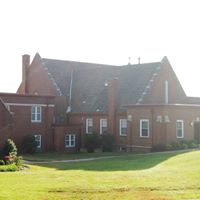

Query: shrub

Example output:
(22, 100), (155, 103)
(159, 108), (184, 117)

(13, 156), (24, 167)
(0, 163), (19, 172)
(179, 140), (188, 149)
(167, 139), (198, 151)
(21, 135), (38, 154)
(3, 155), (13, 165)
(84, 133), (101, 153)
(101, 134), (115, 152)
(166, 144), (173, 150)
(170, 141), (181, 150)
(3, 139), (17, 157)
(0, 160), (5, 165)
(187, 139), (198, 148)
(151, 144), (166, 152)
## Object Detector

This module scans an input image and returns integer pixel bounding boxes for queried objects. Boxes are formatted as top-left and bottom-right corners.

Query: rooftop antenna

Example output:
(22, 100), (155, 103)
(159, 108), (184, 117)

(138, 57), (141, 64)
(128, 57), (131, 65)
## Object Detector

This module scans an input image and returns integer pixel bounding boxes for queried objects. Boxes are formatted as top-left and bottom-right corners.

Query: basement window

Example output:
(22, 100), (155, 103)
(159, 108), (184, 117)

(176, 120), (184, 138)
(100, 119), (108, 134)
(65, 134), (76, 148)
(120, 119), (128, 136)
(140, 119), (149, 137)
(86, 118), (93, 133)
(31, 106), (42, 123)
(34, 135), (42, 148)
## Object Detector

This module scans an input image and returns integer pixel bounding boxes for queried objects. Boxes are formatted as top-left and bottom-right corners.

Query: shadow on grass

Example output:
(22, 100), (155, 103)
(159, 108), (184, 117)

(30, 151), (188, 171)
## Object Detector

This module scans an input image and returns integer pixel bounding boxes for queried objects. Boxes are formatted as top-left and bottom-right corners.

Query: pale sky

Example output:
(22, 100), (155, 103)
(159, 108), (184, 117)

(0, 0), (200, 96)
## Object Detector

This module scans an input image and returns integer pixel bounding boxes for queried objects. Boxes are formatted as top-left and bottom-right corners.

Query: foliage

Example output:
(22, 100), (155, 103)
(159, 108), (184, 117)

(21, 135), (38, 154)
(0, 160), (5, 165)
(101, 134), (115, 152)
(13, 156), (24, 167)
(84, 133), (101, 153)
(167, 139), (198, 150)
(2, 139), (17, 157)
(0, 163), (19, 172)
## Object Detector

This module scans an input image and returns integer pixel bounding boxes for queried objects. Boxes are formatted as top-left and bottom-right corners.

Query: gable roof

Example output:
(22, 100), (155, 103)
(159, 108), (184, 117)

(41, 58), (161, 112)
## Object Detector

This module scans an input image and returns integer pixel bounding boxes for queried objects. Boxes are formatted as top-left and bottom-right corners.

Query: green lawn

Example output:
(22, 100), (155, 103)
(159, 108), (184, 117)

(0, 150), (200, 200)
(22, 151), (127, 161)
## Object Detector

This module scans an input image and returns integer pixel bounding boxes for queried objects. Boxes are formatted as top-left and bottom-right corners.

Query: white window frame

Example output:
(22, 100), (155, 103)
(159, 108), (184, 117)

(65, 134), (76, 148)
(100, 119), (108, 135)
(176, 120), (184, 138)
(140, 119), (149, 138)
(31, 106), (42, 123)
(34, 134), (42, 148)
(86, 118), (93, 134)
(119, 119), (128, 136)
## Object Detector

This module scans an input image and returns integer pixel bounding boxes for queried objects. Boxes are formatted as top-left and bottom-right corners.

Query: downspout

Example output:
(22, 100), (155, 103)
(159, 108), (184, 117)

(151, 107), (154, 149)
(66, 69), (73, 113)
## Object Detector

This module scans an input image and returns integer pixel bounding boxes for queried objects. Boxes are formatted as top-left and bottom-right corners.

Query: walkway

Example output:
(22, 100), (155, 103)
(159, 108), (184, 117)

(25, 156), (117, 164)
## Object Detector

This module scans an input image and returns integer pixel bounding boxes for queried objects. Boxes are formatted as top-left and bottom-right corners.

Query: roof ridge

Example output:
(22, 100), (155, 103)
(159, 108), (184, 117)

(42, 58), (161, 68)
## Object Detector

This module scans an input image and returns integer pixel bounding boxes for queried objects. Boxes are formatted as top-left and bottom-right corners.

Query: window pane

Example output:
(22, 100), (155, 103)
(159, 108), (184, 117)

(142, 121), (148, 129)
(102, 127), (107, 134)
(140, 120), (149, 137)
(65, 134), (75, 147)
(142, 129), (148, 137)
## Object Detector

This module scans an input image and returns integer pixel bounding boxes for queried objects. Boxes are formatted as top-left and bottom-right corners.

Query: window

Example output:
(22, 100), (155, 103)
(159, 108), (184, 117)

(65, 134), (76, 148)
(31, 106), (42, 122)
(34, 135), (41, 148)
(86, 118), (93, 133)
(176, 120), (184, 138)
(100, 119), (108, 134)
(120, 119), (128, 136)
(140, 119), (149, 137)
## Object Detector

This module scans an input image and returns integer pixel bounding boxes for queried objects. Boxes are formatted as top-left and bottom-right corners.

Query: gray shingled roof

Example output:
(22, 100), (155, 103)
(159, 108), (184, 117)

(42, 58), (160, 112)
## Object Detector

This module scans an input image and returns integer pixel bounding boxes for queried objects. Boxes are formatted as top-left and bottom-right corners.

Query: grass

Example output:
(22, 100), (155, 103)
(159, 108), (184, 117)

(0, 150), (200, 200)
(22, 151), (127, 161)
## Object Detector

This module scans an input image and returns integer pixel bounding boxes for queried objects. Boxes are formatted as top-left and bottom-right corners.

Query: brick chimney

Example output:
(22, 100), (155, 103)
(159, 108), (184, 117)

(108, 78), (118, 135)
(22, 54), (30, 94)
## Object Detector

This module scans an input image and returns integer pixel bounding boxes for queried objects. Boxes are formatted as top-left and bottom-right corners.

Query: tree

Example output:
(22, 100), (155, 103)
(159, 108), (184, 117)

(21, 135), (38, 154)
(3, 139), (17, 157)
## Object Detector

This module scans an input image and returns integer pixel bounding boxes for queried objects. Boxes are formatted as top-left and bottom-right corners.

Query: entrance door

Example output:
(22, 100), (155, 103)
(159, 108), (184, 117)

(193, 122), (200, 144)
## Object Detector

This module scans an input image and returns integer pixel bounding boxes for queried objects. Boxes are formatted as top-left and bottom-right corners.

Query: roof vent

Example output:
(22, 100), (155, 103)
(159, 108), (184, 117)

(138, 57), (141, 64)
(128, 57), (131, 65)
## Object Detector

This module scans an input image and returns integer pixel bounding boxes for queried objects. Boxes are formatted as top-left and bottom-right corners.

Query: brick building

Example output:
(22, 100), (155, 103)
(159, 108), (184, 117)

(1, 53), (200, 152)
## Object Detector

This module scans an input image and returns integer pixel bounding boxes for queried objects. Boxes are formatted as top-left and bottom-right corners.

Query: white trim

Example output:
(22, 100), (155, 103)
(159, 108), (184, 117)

(176, 120), (184, 138)
(34, 134), (42, 148)
(5, 103), (55, 107)
(119, 119), (128, 136)
(165, 80), (169, 104)
(86, 118), (93, 134)
(65, 134), (76, 148)
(31, 106), (42, 123)
(140, 119), (149, 138)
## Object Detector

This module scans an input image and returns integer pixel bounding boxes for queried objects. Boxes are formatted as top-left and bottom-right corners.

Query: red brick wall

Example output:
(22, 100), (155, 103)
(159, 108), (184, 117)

(0, 93), (55, 151)
(17, 54), (59, 96)
(69, 113), (108, 135)
(143, 59), (186, 104)
(0, 99), (13, 148)
(69, 112), (129, 148)
(53, 125), (82, 152)
(127, 105), (200, 148)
